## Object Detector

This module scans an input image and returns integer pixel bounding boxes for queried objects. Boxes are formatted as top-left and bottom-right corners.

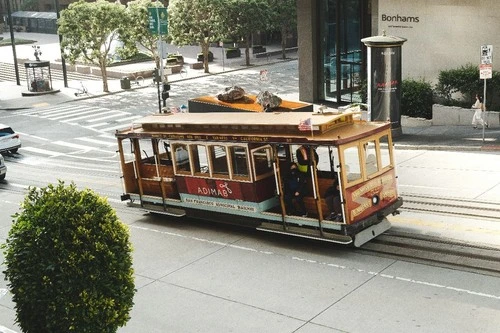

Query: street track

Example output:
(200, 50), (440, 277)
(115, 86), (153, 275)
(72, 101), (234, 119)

(360, 230), (500, 277)
(400, 193), (500, 220)
(3, 181), (499, 276)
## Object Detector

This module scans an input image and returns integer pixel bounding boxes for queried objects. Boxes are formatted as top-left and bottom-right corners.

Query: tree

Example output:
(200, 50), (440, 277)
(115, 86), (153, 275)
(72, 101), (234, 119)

(124, 0), (167, 69)
(218, 0), (271, 66)
(2, 181), (135, 333)
(268, 0), (297, 59)
(168, 0), (222, 73)
(21, 0), (38, 11)
(58, 0), (136, 92)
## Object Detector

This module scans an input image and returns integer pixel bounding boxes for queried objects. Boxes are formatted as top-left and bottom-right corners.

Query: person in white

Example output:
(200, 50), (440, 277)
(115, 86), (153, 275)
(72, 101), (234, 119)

(471, 94), (488, 129)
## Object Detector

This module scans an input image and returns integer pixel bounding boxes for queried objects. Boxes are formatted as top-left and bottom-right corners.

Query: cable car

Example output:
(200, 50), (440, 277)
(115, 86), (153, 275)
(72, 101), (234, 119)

(115, 108), (402, 246)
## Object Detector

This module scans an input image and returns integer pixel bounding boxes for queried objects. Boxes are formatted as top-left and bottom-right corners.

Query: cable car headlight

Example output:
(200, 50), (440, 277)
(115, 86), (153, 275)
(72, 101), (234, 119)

(372, 195), (380, 205)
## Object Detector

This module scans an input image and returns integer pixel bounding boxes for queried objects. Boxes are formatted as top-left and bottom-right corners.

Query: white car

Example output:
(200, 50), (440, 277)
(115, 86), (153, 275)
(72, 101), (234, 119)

(0, 124), (21, 154)
(0, 154), (6, 180)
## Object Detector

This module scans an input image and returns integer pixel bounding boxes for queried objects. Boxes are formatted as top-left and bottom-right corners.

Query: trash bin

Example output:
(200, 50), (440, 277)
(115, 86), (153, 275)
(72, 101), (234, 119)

(120, 77), (131, 90)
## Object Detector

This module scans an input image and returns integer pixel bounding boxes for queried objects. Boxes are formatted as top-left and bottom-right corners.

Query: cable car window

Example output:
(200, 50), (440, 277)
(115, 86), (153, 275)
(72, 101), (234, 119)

(379, 135), (391, 169)
(229, 146), (249, 180)
(344, 146), (361, 182)
(122, 139), (135, 163)
(364, 140), (378, 176)
(172, 143), (190, 174)
(252, 146), (273, 178)
(192, 144), (209, 175)
(158, 140), (172, 165)
(210, 145), (229, 178)
(140, 139), (155, 164)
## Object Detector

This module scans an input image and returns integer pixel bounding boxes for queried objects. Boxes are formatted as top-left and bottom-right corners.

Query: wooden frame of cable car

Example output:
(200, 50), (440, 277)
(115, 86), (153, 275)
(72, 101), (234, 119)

(115, 110), (402, 247)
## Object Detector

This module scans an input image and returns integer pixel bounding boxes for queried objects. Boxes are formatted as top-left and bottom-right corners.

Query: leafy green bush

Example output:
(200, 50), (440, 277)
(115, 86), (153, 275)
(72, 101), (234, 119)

(401, 79), (434, 119)
(434, 63), (500, 109)
(2, 181), (135, 333)
(435, 63), (481, 106)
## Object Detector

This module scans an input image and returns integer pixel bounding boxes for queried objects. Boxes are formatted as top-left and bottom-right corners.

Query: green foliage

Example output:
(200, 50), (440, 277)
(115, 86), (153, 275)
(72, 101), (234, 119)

(268, 0), (297, 59)
(2, 181), (135, 333)
(435, 63), (500, 109)
(124, 0), (167, 69)
(401, 79), (434, 119)
(21, 0), (38, 11)
(435, 63), (481, 106)
(217, 0), (272, 65)
(168, 0), (222, 73)
(58, 0), (135, 92)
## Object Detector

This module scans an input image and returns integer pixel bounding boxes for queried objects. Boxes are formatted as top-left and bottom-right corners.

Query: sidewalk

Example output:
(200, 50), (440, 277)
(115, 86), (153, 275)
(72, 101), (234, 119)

(1, 32), (499, 151)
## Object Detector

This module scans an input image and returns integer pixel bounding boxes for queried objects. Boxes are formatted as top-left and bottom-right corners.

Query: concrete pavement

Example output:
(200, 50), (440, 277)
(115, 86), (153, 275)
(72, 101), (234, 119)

(1, 32), (499, 151)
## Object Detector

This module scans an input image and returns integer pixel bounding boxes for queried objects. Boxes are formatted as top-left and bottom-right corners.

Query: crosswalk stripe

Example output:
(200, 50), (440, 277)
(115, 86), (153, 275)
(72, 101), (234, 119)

(85, 112), (127, 123)
(21, 146), (63, 157)
(53, 140), (102, 151)
(75, 137), (117, 146)
(47, 108), (104, 120)
(35, 105), (90, 115)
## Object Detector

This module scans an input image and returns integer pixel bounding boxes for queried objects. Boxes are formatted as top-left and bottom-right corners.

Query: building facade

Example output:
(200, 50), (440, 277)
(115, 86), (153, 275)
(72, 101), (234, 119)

(298, 0), (500, 105)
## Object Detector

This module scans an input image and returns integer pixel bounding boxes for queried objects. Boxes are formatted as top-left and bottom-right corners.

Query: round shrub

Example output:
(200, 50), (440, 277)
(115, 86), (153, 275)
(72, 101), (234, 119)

(2, 181), (135, 333)
(401, 78), (434, 119)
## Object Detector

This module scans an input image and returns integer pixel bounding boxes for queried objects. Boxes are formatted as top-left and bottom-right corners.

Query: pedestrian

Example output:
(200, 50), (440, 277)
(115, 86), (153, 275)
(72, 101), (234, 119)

(284, 163), (308, 217)
(471, 94), (488, 129)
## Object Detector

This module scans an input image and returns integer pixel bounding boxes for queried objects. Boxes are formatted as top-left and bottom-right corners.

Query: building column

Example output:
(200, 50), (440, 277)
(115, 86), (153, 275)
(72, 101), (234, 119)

(297, 0), (319, 103)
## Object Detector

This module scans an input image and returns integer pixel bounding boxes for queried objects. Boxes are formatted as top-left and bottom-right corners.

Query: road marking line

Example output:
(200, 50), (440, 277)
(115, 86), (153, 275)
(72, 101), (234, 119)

(21, 146), (63, 157)
(75, 137), (117, 146)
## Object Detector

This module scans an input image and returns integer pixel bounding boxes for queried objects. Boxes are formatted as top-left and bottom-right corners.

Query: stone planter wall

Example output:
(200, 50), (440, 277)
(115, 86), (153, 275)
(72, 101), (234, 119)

(432, 104), (499, 127)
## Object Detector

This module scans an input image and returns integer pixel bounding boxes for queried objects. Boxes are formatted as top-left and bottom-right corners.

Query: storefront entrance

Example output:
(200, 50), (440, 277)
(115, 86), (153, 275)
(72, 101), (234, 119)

(320, 0), (370, 104)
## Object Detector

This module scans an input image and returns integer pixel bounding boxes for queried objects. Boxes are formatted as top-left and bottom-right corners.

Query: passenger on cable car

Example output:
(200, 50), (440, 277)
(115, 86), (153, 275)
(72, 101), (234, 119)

(324, 175), (343, 222)
(296, 145), (318, 174)
(283, 163), (308, 217)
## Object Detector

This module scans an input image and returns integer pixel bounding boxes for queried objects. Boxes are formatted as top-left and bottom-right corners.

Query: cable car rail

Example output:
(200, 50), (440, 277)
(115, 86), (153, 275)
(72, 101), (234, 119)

(360, 231), (500, 277)
(400, 193), (500, 220)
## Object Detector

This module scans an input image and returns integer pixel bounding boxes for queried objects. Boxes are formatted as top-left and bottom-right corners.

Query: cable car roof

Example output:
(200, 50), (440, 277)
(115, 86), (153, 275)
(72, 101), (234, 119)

(116, 111), (391, 145)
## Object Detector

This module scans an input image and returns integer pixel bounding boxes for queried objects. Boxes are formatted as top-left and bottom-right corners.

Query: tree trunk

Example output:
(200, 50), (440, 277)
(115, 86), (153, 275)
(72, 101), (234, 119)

(202, 41), (210, 74)
(281, 27), (287, 60)
(245, 33), (251, 66)
(99, 58), (109, 93)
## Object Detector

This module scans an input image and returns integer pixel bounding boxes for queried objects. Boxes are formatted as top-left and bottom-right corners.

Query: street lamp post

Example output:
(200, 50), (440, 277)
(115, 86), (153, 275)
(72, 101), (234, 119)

(6, 0), (20, 85)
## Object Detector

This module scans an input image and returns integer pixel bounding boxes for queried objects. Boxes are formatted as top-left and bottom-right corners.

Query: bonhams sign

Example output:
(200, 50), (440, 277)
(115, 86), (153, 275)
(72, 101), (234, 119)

(381, 13), (420, 29)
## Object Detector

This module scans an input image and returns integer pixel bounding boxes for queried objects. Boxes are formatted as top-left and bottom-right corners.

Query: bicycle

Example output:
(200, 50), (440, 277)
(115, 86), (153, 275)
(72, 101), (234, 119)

(134, 75), (145, 86)
(74, 81), (89, 97)
(179, 65), (188, 79)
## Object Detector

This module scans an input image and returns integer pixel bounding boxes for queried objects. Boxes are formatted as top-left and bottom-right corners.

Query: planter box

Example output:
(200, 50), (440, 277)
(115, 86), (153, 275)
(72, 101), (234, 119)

(252, 45), (266, 54)
(226, 48), (241, 59)
(190, 62), (204, 70)
(168, 54), (184, 64)
(197, 51), (213, 62)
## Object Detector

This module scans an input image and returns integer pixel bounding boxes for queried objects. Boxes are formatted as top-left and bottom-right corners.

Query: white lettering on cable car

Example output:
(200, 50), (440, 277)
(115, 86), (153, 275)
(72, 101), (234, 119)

(184, 197), (256, 212)
(196, 182), (233, 198)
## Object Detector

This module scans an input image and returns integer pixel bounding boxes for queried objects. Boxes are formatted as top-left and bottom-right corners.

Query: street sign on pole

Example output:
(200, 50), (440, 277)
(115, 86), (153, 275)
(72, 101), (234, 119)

(480, 63), (492, 79)
(479, 44), (492, 143)
(480, 44), (492, 64)
(148, 7), (168, 35)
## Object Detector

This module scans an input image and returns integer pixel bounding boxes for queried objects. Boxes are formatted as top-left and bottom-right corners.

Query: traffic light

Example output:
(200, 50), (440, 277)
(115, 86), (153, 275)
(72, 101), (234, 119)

(161, 83), (170, 105)
(162, 83), (170, 99)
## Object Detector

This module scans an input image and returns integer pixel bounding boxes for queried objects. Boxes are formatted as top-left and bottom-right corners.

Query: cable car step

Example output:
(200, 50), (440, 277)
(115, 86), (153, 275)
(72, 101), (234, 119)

(142, 204), (186, 217)
(257, 222), (352, 245)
